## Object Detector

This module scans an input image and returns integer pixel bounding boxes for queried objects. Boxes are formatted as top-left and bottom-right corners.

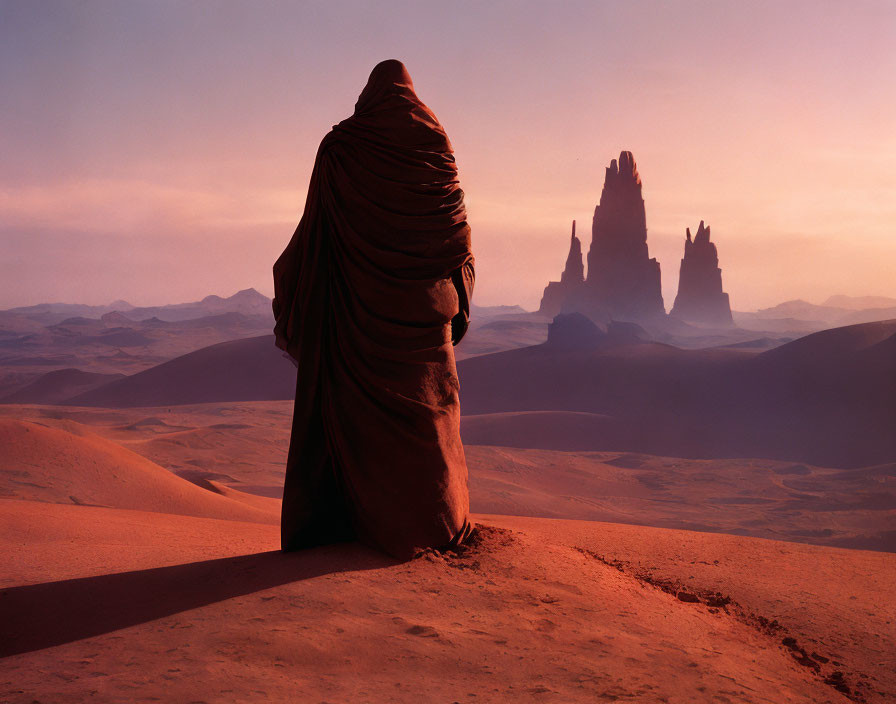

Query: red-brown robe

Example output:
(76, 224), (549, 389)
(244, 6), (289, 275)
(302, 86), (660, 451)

(272, 60), (474, 560)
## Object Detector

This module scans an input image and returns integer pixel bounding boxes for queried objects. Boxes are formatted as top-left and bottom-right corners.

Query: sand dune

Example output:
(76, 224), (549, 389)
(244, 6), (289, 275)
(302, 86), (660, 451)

(0, 368), (125, 404)
(458, 319), (896, 467)
(66, 335), (296, 407)
(465, 445), (896, 551)
(2, 402), (891, 551)
(54, 318), (896, 465)
(2, 396), (891, 700)
(2, 501), (891, 702)
(455, 314), (550, 359)
(462, 410), (624, 450)
(0, 418), (277, 524)
(752, 318), (896, 364)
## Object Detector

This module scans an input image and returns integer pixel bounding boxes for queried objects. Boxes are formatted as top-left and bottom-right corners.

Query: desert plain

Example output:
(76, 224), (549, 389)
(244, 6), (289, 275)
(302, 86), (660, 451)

(1, 400), (893, 703)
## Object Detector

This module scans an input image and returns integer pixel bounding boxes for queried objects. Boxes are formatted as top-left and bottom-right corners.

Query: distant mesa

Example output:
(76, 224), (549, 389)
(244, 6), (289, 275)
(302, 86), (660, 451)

(539, 151), (665, 325)
(545, 313), (648, 349)
(670, 221), (733, 327)
(546, 312), (604, 348)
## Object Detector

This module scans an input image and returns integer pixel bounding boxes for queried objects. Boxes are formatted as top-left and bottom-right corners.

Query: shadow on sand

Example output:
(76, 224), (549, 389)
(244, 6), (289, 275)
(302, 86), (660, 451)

(1, 543), (394, 658)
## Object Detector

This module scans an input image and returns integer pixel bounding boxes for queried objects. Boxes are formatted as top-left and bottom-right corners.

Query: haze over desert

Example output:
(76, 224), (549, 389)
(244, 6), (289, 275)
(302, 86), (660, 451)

(2, 1), (895, 702)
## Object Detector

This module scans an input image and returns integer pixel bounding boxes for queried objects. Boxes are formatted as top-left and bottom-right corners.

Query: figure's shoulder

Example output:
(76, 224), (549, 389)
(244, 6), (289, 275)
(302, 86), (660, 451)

(319, 129), (340, 150)
(312, 129), (349, 164)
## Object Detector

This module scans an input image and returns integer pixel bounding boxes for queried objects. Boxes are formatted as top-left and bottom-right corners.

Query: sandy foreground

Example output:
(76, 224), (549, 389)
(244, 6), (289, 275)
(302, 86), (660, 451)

(1, 412), (893, 702)
(2, 497), (893, 703)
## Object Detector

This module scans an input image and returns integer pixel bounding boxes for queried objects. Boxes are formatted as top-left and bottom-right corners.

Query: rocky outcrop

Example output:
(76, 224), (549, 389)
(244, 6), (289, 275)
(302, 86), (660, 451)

(539, 221), (585, 317)
(582, 151), (665, 322)
(546, 312), (605, 347)
(670, 221), (733, 327)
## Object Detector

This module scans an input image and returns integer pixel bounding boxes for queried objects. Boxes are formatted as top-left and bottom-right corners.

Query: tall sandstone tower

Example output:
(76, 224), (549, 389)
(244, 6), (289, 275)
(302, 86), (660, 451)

(670, 221), (733, 326)
(583, 151), (665, 321)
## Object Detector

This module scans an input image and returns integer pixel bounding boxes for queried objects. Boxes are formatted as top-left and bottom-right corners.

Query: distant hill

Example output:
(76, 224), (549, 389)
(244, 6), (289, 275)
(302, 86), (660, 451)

(2, 288), (271, 325)
(0, 310), (275, 390)
(823, 294), (896, 310)
(470, 303), (530, 317)
(735, 296), (896, 332)
(0, 368), (125, 405)
(1, 301), (135, 327)
(66, 335), (295, 407)
(60, 318), (896, 467)
(751, 299), (844, 321)
(122, 288), (272, 322)
(457, 319), (896, 468)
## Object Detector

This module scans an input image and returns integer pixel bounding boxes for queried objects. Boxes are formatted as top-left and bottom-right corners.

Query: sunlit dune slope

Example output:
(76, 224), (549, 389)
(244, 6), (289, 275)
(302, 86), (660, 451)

(0, 418), (278, 524)
(3, 502), (893, 702)
(2, 402), (890, 552)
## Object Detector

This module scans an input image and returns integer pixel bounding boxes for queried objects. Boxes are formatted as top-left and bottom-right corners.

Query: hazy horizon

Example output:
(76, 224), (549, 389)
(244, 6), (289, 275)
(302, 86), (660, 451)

(5, 284), (896, 316)
(2, 0), (895, 311)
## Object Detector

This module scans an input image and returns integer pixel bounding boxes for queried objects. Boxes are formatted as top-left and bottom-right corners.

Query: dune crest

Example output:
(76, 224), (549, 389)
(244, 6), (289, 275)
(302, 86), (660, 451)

(2, 506), (891, 702)
(0, 418), (277, 524)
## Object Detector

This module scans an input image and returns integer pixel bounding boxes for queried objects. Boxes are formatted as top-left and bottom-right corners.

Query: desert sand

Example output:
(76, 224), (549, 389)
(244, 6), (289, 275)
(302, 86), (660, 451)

(3, 497), (893, 702)
(0, 418), (277, 524)
(2, 402), (894, 701)
(2, 403), (892, 551)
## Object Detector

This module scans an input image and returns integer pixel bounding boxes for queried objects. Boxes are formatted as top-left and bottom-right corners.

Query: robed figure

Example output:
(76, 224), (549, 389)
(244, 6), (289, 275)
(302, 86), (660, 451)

(272, 60), (475, 560)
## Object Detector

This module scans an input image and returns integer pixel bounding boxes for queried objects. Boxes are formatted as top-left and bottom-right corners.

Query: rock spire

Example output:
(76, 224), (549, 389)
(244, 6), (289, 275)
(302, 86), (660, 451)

(670, 221), (733, 326)
(583, 151), (665, 321)
(538, 220), (585, 317)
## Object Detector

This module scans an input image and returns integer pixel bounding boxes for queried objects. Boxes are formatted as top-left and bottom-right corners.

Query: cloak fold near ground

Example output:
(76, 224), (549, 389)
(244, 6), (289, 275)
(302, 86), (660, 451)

(272, 60), (474, 560)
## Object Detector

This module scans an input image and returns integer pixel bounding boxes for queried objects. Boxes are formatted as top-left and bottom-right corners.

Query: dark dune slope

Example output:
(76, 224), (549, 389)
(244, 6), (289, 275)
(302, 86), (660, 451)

(63, 321), (896, 467)
(0, 368), (125, 405)
(66, 336), (296, 407)
(457, 319), (896, 467)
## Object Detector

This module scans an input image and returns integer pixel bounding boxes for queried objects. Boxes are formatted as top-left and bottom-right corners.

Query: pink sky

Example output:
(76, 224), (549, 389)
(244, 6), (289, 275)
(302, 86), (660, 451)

(2, 0), (894, 311)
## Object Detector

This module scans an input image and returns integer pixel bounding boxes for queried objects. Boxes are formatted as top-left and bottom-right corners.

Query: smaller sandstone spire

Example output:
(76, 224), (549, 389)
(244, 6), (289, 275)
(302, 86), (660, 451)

(561, 220), (584, 285)
(538, 220), (586, 316)
(671, 221), (733, 327)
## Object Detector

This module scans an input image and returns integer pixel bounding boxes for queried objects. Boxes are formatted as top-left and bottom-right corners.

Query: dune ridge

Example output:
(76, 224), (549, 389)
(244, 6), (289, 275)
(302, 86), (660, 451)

(0, 418), (277, 524)
(2, 502), (892, 702)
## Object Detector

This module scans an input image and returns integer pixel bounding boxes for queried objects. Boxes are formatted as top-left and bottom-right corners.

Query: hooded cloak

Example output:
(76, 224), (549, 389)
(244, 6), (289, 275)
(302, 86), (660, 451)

(272, 60), (474, 560)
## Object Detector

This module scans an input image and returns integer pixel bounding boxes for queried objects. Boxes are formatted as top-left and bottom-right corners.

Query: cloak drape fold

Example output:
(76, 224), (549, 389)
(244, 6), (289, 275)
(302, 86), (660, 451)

(273, 60), (474, 560)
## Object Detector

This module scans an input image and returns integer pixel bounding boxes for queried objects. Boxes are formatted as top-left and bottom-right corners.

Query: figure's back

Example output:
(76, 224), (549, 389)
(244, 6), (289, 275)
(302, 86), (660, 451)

(273, 60), (475, 560)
